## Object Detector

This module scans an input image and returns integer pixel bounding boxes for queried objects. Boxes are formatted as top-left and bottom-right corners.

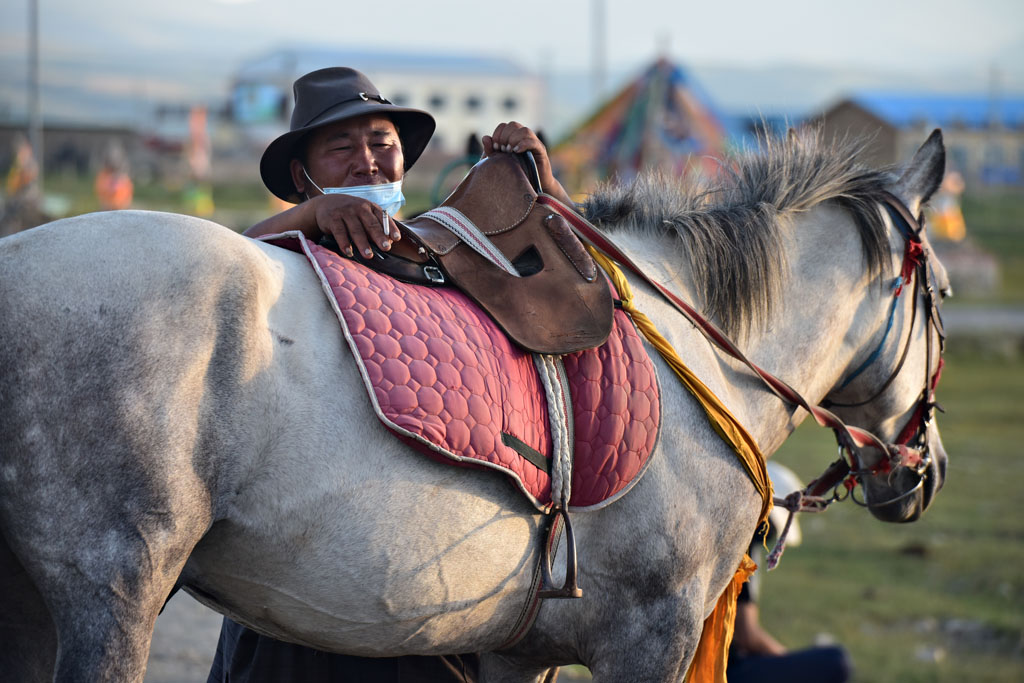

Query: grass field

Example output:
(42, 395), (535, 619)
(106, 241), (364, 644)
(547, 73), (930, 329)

(959, 192), (1024, 304)
(720, 191), (1024, 682)
(558, 349), (1024, 683)
(759, 349), (1024, 682)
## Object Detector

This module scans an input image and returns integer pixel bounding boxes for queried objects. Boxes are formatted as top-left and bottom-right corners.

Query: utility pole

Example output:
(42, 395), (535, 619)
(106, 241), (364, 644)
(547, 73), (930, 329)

(986, 64), (1002, 185)
(592, 0), (606, 103)
(28, 0), (43, 193)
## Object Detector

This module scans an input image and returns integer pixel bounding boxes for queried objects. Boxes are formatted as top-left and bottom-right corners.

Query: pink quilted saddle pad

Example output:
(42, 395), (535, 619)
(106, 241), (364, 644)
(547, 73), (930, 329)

(268, 233), (661, 512)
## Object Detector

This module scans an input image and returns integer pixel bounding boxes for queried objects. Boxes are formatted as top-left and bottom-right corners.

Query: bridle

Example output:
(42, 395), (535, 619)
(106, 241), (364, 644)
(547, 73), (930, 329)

(817, 192), (947, 509)
(538, 189), (946, 525)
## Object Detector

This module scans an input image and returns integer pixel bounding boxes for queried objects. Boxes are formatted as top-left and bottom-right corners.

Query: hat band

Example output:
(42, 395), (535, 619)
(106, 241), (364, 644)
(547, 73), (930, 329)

(358, 92), (392, 104)
(300, 93), (393, 129)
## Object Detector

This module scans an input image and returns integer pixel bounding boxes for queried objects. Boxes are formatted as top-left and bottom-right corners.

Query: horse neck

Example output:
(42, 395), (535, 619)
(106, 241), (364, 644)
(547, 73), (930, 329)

(617, 203), (894, 455)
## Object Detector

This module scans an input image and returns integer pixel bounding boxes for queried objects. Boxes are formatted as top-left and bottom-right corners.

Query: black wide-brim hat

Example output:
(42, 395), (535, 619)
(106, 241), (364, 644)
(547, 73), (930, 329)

(260, 67), (436, 202)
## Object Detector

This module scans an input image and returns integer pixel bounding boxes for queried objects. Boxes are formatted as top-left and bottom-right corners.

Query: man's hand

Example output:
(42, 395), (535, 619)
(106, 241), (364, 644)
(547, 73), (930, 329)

(245, 193), (401, 256)
(482, 122), (573, 206)
(310, 193), (400, 259)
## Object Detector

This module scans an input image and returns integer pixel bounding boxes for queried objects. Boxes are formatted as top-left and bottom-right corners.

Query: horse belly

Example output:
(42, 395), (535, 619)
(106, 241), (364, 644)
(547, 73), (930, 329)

(185, 461), (546, 656)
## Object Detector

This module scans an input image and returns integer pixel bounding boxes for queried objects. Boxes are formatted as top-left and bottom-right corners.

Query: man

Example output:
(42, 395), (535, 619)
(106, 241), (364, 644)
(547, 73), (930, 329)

(245, 66), (573, 250)
(209, 66), (570, 683)
(727, 462), (852, 683)
(94, 144), (133, 210)
(727, 548), (851, 683)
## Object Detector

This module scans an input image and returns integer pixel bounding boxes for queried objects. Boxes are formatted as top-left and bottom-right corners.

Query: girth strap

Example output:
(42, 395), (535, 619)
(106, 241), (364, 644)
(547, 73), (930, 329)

(532, 352), (582, 600)
(533, 354), (574, 509)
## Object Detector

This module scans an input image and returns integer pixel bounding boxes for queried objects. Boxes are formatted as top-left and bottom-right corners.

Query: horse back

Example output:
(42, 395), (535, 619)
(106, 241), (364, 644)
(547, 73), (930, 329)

(0, 211), (289, 552)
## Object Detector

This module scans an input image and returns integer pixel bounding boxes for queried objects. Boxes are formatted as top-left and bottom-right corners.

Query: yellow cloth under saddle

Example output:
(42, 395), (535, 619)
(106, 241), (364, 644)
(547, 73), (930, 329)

(590, 248), (773, 683)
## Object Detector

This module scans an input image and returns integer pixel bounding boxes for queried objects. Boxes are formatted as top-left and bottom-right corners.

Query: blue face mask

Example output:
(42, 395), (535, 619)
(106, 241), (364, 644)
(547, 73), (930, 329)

(303, 168), (406, 217)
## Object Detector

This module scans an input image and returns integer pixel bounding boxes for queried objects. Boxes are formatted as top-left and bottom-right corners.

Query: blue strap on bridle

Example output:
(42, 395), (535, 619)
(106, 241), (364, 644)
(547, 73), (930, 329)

(838, 202), (920, 391)
(884, 201), (917, 241)
(837, 276), (903, 390)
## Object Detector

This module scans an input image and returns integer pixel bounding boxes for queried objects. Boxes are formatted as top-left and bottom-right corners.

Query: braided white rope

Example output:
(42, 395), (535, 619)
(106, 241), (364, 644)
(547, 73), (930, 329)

(534, 353), (573, 508)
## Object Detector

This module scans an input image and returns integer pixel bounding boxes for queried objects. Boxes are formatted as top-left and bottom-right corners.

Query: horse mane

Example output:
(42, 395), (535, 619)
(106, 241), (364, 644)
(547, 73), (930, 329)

(582, 127), (896, 338)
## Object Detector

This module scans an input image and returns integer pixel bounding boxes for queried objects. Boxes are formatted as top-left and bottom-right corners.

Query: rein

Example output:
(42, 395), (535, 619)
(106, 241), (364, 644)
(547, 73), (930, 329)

(537, 191), (945, 538)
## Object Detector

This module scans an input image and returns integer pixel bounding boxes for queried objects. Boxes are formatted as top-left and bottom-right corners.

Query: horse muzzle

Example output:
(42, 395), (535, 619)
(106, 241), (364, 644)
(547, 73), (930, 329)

(863, 422), (947, 523)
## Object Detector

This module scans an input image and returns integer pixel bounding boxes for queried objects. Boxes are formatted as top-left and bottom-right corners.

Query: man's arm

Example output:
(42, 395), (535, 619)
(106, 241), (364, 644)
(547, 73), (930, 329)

(244, 194), (401, 259)
(732, 601), (787, 657)
(244, 197), (319, 240)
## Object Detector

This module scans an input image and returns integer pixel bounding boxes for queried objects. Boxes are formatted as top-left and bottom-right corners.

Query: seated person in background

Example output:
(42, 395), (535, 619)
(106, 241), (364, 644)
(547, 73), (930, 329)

(209, 65), (569, 683)
(728, 463), (852, 683)
(94, 144), (133, 211)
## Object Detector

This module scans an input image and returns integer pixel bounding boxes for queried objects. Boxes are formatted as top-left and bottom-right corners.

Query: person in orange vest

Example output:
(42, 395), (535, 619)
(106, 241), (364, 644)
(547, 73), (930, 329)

(927, 170), (966, 242)
(94, 145), (133, 211)
(5, 134), (39, 200)
(185, 105), (215, 216)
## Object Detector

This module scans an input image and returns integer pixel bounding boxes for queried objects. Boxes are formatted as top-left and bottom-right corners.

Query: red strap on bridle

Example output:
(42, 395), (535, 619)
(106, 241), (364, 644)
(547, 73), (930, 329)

(893, 356), (944, 447)
(897, 240), (924, 296)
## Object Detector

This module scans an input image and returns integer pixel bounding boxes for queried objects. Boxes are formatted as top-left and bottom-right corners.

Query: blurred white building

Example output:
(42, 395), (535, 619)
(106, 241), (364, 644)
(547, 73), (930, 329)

(229, 47), (543, 158)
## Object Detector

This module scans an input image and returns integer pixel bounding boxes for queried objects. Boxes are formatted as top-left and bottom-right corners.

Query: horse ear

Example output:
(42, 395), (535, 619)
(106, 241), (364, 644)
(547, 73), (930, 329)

(894, 129), (945, 213)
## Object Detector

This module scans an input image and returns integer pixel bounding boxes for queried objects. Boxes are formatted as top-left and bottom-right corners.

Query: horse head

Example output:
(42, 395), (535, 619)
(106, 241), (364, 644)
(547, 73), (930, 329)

(824, 130), (949, 523)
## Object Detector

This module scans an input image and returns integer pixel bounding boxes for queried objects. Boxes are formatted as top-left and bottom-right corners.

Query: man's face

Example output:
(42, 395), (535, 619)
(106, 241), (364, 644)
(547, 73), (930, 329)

(291, 114), (404, 193)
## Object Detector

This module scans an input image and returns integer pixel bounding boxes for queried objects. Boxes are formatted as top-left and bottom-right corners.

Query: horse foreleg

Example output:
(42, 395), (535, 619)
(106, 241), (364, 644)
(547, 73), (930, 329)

(0, 533), (57, 682)
(582, 593), (705, 683)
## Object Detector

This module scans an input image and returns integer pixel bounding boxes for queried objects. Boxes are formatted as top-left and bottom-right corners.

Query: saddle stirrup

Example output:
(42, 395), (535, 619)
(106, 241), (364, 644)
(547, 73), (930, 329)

(539, 507), (583, 599)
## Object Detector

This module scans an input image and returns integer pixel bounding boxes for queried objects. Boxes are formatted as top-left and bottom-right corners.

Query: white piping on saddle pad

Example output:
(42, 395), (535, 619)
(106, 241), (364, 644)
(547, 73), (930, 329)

(420, 206), (520, 276)
(533, 353), (574, 509)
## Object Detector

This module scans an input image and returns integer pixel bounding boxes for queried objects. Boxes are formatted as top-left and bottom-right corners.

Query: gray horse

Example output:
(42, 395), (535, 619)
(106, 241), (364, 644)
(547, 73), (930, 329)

(0, 128), (949, 682)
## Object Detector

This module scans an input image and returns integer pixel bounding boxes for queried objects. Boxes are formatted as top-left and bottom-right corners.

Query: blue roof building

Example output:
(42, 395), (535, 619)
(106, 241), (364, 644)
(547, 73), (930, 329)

(815, 91), (1024, 188)
(845, 92), (1024, 131)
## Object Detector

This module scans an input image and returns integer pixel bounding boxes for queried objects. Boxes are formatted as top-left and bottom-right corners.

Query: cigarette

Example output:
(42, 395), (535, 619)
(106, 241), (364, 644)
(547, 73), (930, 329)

(383, 210), (391, 238)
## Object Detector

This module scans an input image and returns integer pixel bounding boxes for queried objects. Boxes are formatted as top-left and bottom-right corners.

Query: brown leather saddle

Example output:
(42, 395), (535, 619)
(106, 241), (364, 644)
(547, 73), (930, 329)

(332, 154), (613, 355)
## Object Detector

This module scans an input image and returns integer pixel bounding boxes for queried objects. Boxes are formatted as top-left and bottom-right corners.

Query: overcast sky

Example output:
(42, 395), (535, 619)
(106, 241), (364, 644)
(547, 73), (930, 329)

(4, 0), (1022, 72)
(1, 0), (1021, 121)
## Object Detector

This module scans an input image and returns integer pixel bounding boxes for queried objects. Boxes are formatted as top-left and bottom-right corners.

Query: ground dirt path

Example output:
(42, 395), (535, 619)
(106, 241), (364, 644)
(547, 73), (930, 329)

(145, 592), (221, 683)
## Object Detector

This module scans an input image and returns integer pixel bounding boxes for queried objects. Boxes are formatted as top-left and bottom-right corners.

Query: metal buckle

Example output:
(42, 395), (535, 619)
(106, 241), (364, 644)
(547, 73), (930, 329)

(912, 447), (932, 476)
(358, 92), (391, 105)
(423, 266), (445, 284)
